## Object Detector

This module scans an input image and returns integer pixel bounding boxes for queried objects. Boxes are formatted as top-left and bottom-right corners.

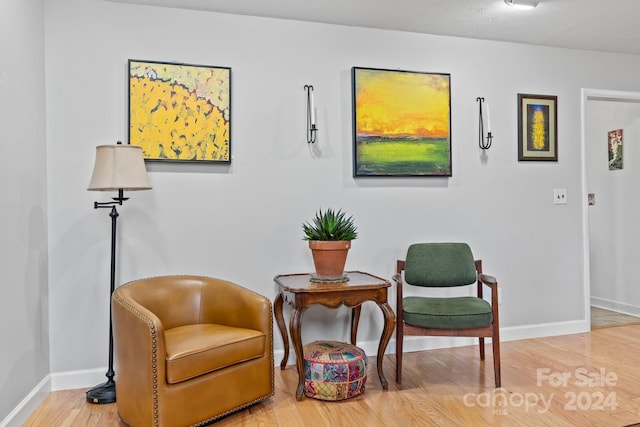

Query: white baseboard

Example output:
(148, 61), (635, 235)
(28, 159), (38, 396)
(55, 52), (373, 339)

(591, 297), (640, 317)
(0, 369), (111, 427)
(0, 375), (50, 427)
(50, 368), (108, 391)
(273, 319), (590, 365)
(499, 319), (589, 341)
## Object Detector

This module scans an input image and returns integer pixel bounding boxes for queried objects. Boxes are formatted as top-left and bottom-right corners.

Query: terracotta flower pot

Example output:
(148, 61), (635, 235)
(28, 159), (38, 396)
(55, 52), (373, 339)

(309, 240), (351, 279)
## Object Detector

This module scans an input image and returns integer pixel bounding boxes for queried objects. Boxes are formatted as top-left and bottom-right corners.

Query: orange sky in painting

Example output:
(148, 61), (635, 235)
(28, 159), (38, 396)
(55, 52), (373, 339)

(355, 69), (450, 138)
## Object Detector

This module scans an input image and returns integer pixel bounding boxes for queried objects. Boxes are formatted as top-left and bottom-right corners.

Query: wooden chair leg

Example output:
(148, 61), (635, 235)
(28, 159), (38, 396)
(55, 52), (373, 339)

(396, 326), (403, 383)
(492, 336), (501, 387)
(479, 337), (485, 360)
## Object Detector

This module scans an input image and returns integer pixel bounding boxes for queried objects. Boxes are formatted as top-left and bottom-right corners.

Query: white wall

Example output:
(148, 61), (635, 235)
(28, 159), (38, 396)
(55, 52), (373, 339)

(0, 0), (49, 423)
(587, 99), (640, 316)
(43, 0), (640, 384)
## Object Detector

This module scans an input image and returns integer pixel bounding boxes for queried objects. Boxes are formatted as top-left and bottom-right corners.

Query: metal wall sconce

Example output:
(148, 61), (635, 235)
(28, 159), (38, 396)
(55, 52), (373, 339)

(305, 85), (318, 143)
(476, 97), (493, 149)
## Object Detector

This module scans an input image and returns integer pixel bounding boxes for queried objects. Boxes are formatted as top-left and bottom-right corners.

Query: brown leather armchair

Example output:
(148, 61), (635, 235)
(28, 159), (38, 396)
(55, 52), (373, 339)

(112, 275), (274, 426)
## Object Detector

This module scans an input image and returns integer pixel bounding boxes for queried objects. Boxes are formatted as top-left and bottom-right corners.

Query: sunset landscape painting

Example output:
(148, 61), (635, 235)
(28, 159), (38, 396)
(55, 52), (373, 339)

(352, 67), (451, 176)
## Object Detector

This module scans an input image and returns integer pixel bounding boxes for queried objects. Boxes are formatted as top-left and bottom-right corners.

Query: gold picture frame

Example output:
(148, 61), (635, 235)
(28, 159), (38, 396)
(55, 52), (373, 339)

(517, 93), (557, 161)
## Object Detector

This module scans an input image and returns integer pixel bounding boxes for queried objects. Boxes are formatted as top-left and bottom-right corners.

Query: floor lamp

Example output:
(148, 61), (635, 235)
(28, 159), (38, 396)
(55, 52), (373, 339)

(86, 142), (151, 404)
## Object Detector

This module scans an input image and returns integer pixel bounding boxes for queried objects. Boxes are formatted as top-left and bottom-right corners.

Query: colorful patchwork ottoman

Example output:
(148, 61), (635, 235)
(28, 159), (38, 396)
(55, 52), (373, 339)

(303, 340), (367, 400)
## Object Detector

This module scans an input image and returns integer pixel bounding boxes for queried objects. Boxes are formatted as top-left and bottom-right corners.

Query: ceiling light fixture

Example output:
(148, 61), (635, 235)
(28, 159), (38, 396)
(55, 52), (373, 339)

(504, 0), (539, 9)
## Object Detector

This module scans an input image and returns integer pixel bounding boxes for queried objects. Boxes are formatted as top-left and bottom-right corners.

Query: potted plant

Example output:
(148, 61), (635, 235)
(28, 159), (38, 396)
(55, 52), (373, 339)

(302, 208), (358, 281)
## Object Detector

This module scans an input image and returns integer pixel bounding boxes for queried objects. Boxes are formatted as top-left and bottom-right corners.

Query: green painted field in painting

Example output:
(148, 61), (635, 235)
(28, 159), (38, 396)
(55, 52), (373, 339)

(355, 138), (451, 176)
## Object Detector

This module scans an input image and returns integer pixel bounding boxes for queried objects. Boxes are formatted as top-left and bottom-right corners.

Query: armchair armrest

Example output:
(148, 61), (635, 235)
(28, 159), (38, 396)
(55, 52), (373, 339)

(393, 266), (405, 327)
(112, 287), (168, 422)
(479, 273), (497, 288)
(478, 273), (499, 306)
(394, 259), (406, 300)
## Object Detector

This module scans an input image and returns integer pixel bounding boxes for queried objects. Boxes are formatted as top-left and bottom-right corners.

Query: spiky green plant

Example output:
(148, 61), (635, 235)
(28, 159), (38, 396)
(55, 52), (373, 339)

(302, 208), (358, 241)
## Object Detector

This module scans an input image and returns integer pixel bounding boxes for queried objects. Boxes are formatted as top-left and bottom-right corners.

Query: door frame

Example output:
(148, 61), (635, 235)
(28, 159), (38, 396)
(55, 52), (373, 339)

(580, 88), (640, 328)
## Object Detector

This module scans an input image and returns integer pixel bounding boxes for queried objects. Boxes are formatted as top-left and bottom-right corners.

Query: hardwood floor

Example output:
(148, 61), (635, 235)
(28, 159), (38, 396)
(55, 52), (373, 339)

(591, 306), (640, 329)
(25, 324), (640, 426)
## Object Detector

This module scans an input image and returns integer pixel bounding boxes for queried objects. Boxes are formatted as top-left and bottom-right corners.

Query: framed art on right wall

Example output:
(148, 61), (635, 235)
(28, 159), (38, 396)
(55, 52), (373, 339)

(517, 93), (558, 161)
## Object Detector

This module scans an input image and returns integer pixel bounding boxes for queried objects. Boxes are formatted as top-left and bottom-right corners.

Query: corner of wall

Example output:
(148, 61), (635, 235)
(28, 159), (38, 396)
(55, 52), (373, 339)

(0, 375), (51, 427)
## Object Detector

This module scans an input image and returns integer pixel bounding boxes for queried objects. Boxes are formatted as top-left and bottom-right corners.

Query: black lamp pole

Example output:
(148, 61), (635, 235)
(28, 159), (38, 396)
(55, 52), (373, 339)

(86, 189), (128, 404)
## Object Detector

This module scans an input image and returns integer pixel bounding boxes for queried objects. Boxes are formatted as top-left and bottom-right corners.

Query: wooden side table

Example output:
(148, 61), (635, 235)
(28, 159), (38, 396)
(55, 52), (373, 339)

(273, 271), (396, 400)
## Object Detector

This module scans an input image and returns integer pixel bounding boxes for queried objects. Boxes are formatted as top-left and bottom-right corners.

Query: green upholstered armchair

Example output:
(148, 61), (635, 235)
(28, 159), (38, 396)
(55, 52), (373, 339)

(394, 243), (501, 387)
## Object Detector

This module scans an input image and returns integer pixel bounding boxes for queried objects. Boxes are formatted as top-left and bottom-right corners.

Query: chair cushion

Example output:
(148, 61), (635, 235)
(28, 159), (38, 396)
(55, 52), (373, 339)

(164, 323), (266, 384)
(405, 243), (477, 287)
(402, 296), (493, 329)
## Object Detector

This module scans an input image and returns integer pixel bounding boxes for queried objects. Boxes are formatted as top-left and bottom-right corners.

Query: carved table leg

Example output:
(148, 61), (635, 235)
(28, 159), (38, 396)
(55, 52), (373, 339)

(273, 293), (289, 370)
(290, 307), (306, 400)
(376, 302), (396, 390)
(350, 305), (362, 345)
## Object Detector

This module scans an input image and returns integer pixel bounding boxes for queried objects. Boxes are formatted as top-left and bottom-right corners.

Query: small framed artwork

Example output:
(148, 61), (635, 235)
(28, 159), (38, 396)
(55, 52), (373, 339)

(352, 67), (452, 177)
(128, 59), (231, 163)
(608, 129), (623, 170)
(517, 93), (558, 161)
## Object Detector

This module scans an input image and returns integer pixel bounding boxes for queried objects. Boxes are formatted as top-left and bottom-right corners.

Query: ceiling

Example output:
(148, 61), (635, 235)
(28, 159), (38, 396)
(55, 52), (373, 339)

(109, 0), (640, 56)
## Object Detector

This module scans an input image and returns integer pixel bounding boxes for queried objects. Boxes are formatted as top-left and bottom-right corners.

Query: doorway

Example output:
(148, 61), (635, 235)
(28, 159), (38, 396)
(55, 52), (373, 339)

(583, 89), (640, 329)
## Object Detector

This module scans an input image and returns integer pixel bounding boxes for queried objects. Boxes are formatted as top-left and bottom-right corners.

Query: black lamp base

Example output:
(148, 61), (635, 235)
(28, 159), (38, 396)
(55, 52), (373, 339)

(86, 380), (116, 404)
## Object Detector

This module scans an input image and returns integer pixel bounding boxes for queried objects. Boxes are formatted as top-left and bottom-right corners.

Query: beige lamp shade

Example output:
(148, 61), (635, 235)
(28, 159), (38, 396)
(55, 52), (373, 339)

(88, 144), (152, 191)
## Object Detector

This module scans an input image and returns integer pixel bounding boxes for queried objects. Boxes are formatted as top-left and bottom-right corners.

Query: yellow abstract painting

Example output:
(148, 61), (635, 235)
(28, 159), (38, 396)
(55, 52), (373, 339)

(352, 67), (451, 176)
(128, 60), (231, 162)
